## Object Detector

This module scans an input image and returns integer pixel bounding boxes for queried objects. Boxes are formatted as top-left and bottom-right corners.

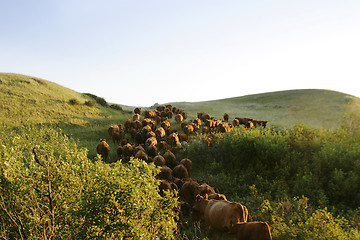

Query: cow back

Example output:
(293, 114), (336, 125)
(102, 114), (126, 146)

(234, 222), (272, 240)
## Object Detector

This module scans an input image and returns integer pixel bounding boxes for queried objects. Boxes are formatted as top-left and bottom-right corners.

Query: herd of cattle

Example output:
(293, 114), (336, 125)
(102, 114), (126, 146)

(96, 105), (272, 239)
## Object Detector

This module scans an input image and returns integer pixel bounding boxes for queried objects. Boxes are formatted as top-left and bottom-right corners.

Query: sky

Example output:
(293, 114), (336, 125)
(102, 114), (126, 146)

(1, 0), (360, 107)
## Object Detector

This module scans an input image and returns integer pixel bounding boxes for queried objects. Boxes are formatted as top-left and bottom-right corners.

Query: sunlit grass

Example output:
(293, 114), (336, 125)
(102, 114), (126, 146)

(0, 73), (101, 127)
(168, 89), (354, 129)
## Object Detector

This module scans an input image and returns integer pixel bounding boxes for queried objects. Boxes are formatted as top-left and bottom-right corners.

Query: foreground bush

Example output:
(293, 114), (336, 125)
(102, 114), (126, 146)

(178, 124), (360, 239)
(180, 124), (360, 210)
(0, 126), (177, 239)
(78, 158), (178, 239)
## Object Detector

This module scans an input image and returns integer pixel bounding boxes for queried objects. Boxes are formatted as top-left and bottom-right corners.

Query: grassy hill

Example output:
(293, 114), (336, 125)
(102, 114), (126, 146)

(166, 89), (356, 129)
(2, 73), (360, 239)
(0, 73), (105, 127)
(2, 73), (357, 129)
(2, 72), (360, 160)
(0, 73), (135, 161)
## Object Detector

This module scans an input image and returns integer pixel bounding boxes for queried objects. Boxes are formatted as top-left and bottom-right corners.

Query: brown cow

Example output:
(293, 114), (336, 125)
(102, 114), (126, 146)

(122, 143), (134, 159)
(197, 183), (216, 198)
(163, 150), (178, 168)
(235, 117), (253, 125)
(180, 181), (215, 206)
(142, 118), (156, 130)
(180, 179), (200, 205)
(178, 133), (188, 142)
(153, 155), (166, 166)
(134, 150), (148, 162)
(234, 222), (272, 240)
(133, 145), (145, 154)
(198, 112), (211, 121)
(202, 126), (210, 134)
(145, 110), (157, 118)
(146, 144), (158, 158)
(253, 120), (269, 128)
(134, 107), (141, 114)
(175, 114), (184, 124)
(208, 193), (227, 201)
(161, 120), (171, 132)
(233, 118), (240, 127)
(146, 130), (156, 139)
(145, 136), (157, 147)
(132, 113), (141, 121)
(180, 158), (192, 174)
(172, 164), (189, 179)
(193, 118), (202, 126)
(245, 121), (254, 129)
(156, 105), (165, 112)
(166, 110), (173, 119)
(108, 125), (125, 144)
(180, 110), (187, 120)
(124, 118), (132, 130)
(155, 127), (166, 139)
(157, 140), (168, 151)
(158, 180), (172, 197)
(217, 122), (233, 133)
(96, 139), (110, 160)
(132, 120), (142, 130)
(157, 166), (173, 181)
(193, 195), (250, 233)
(167, 132), (180, 146)
(224, 113), (229, 122)
(183, 124), (194, 136)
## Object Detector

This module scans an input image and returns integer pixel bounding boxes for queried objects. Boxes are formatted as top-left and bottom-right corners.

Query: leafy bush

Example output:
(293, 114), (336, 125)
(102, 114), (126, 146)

(0, 126), (90, 239)
(180, 124), (360, 210)
(178, 123), (360, 239)
(0, 126), (178, 239)
(83, 93), (109, 107)
(78, 158), (178, 239)
(85, 100), (96, 107)
(69, 98), (80, 105)
(109, 104), (123, 111)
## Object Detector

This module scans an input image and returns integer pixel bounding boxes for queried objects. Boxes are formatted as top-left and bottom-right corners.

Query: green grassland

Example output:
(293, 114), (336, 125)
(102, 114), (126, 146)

(1, 73), (356, 131)
(166, 89), (354, 129)
(1, 73), (360, 239)
(0, 73), (102, 126)
(1, 72), (358, 160)
(0, 73), (133, 160)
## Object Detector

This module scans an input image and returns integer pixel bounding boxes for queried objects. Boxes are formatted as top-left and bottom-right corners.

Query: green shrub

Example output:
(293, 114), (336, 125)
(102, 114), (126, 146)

(180, 124), (360, 209)
(78, 158), (178, 239)
(84, 100), (96, 107)
(83, 93), (108, 107)
(301, 208), (355, 240)
(0, 126), (90, 239)
(109, 104), (123, 111)
(179, 123), (360, 238)
(0, 126), (178, 239)
(69, 98), (80, 105)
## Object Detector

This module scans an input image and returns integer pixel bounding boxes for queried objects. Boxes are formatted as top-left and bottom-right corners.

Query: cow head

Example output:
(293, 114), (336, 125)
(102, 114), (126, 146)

(192, 194), (208, 221)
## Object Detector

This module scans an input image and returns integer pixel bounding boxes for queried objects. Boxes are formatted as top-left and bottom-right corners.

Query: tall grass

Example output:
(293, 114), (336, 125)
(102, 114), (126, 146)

(0, 73), (101, 126)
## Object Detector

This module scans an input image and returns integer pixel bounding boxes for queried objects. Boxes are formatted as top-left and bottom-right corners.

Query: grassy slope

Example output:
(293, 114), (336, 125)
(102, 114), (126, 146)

(0, 73), (133, 160)
(2, 73), (359, 159)
(167, 89), (355, 129)
(0, 73), (103, 126)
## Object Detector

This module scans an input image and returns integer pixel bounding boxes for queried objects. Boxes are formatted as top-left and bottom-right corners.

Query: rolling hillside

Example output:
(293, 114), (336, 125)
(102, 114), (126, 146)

(0, 73), (102, 126)
(1, 73), (358, 130)
(165, 89), (357, 129)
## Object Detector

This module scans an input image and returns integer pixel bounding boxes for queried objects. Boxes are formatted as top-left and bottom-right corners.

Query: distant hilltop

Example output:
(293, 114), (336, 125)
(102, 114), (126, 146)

(1, 72), (358, 129)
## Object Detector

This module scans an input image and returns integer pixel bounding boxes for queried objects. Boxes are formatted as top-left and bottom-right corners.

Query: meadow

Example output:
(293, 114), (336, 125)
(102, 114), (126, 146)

(1, 73), (360, 239)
